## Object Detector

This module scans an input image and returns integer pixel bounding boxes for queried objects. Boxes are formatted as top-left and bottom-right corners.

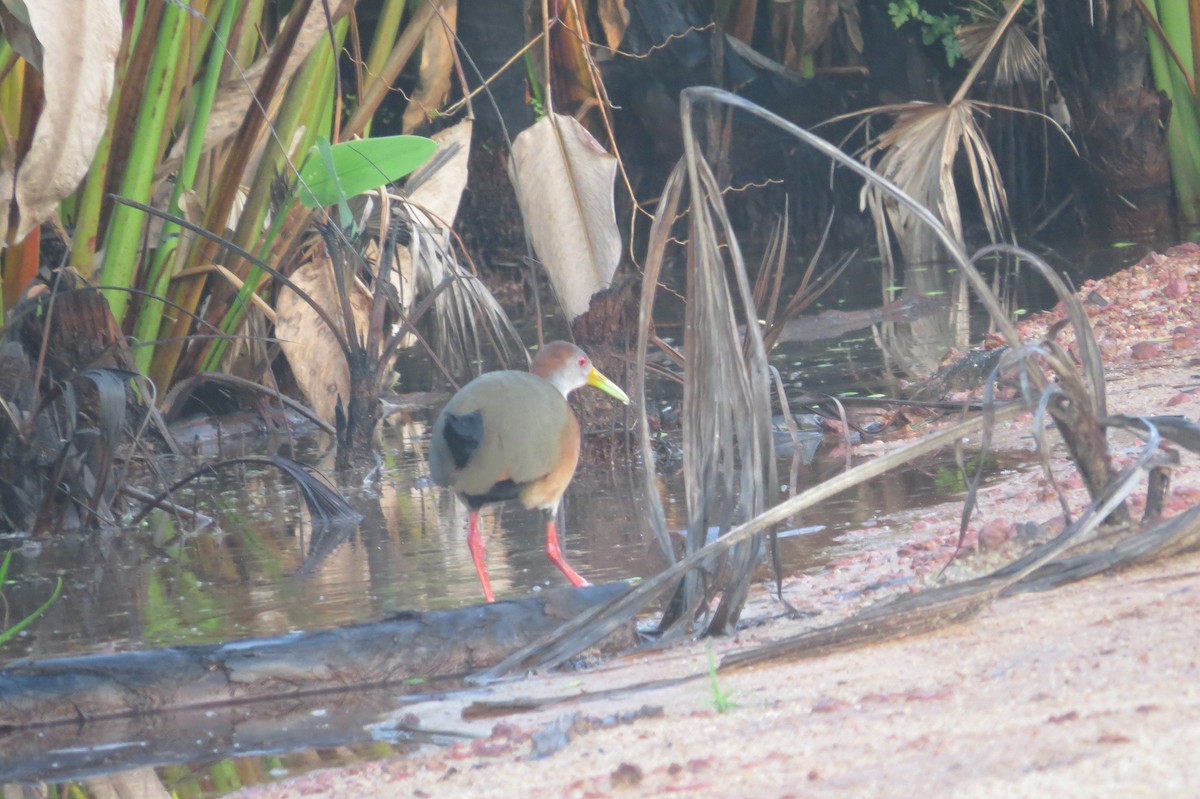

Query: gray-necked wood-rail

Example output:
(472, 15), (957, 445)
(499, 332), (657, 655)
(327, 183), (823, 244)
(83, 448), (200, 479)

(429, 341), (630, 602)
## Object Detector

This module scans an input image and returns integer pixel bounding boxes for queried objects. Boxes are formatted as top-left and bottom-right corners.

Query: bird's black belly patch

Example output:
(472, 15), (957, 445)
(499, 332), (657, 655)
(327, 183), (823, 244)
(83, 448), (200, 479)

(465, 479), (520, 508)
(442, 411), (484, 469)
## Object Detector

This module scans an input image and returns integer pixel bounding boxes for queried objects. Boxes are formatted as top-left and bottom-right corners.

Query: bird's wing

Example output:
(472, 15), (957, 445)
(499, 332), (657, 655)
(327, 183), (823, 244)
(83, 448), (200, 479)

(489, 375), (571, 484)
(431, 371), (570, 495)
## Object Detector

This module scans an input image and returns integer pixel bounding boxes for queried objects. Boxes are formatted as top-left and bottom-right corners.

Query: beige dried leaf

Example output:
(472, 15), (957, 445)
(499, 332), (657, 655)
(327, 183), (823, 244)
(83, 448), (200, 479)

(801, 0), (841, 57)
(598, 0), (629, 50)
(408, 117), (472, 227)
(401, 0), (458, 133)
(0, 0), (120, 242)
(840, 0), (863, 53)
(510, 114), (620, 320)
(275, 254), (370, 424)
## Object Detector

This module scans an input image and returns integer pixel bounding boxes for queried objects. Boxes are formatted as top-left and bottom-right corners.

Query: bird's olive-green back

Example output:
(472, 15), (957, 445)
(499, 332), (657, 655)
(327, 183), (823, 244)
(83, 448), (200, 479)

(429, 370), (572, 497)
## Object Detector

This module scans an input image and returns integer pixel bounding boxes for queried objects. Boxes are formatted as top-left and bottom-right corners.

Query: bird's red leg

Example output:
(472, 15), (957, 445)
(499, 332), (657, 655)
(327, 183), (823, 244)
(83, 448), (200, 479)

(543, 510), (589, 588)
(467, 509), (495, 602)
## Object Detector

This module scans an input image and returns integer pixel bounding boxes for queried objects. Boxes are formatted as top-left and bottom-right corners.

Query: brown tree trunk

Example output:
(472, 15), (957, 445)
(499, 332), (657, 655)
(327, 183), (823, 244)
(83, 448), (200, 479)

(1046, 5), (1173, 238)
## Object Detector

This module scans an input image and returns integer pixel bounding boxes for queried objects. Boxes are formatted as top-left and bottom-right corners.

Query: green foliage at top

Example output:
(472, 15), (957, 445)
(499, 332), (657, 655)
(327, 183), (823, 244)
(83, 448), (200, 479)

(295, 134), (437, 209)
(888, 0), (964, 67)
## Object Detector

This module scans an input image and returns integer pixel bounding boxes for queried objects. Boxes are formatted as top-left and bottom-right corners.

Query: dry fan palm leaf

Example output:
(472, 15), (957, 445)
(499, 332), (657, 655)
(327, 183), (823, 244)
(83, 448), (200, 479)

(958, 2), (1045, 88)
(378, 119), (522, 373)
(832, 97), (1016, 376)
(853, 100), (1010, 268)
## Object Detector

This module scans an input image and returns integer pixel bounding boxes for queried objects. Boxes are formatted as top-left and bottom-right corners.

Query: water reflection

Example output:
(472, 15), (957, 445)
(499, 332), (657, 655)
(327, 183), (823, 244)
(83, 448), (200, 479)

(1, 404), (1027, 667)
(0, 682), (466, 789)
(0, 426), (671, 662)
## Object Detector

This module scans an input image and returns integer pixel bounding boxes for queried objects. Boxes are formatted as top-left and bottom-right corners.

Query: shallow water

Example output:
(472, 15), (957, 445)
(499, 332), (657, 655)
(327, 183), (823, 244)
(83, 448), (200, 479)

(0, 411), (1016, 666)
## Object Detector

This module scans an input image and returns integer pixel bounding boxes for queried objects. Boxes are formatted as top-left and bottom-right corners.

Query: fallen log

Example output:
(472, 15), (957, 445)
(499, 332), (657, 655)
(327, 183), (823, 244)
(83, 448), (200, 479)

(0, 583), (634, 731)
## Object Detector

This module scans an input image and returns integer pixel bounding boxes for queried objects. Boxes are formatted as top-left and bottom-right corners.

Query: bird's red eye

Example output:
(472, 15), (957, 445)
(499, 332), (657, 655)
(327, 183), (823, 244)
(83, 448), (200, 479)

(578, 355), (588, 368)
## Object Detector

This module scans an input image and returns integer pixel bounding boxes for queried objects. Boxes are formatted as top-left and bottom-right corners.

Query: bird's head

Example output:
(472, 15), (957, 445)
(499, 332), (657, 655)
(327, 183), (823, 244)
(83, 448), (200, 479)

(532, 341), (631, 403)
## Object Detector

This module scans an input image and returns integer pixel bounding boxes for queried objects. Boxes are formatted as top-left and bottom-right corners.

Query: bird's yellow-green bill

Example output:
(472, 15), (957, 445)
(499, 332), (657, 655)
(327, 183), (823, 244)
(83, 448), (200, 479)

(587, 367), (630, 404)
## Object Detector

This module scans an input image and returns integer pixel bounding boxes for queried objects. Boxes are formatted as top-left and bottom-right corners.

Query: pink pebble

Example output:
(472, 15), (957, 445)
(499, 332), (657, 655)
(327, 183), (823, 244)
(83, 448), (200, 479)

(1130, 341), (1164, 360)
(1164, 278), (1190, 299)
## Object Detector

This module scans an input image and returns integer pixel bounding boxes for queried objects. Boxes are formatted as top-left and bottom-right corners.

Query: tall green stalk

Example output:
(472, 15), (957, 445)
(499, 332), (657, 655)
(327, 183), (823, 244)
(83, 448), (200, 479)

(1144, 0), (1200, 228)
(70, 0), (147, 274)
(99, 0), (189, 326)
(201, 21), (343, 372)
(132, 0), (239, 375)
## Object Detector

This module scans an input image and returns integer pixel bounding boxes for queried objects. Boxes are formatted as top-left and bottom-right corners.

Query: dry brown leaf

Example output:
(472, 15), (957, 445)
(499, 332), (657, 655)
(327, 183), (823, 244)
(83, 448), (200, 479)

(597, 0), (629, 50)
(0, 0), (121, 242)
(841, 0), (863, 53)
(801, 0), (841, 57)
(510, 113), (620, 320)
(401, 0), (457, 133)
(958, 17), (1043, 87)
(275, 254), (370, 424)
(408, 117), (472, 227)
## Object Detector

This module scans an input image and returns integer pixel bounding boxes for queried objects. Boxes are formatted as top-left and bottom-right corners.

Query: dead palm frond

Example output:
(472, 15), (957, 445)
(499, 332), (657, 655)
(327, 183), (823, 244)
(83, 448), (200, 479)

(840, 99), (1010, 278)
(386, 118), (523, 375)
(370, 190), (524, 376)
(816, 2), (1046, 376)
(672, 143), (778, 636)
(627, 137), (779, 637)
(832, 0), (1025, 278)
(828, 98), (1008, 375)
(958, 1), (1045, 88)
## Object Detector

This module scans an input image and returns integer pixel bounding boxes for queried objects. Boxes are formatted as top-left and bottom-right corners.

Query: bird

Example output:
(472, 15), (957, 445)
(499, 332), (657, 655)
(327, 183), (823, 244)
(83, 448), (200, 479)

(429, 341), (630, 602)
